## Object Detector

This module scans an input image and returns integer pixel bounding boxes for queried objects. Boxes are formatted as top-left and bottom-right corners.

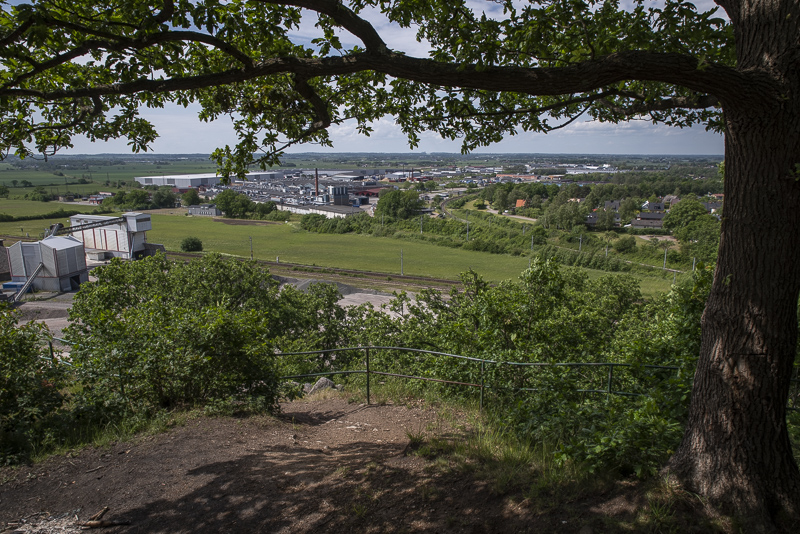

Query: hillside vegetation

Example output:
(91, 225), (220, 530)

(6, 253), (795, 483)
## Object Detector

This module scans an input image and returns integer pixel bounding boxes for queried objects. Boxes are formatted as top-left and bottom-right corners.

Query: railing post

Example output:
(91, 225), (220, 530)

(480, 360), (485, 412)
(607, 365), (614, 402)
(366, 347), (371, 406)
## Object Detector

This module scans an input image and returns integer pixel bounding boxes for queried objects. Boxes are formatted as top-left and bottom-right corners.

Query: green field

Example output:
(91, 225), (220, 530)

(0, 206), (679, 295)
(0, 159), (222, 199)
(0, 198), (88, 217)
(144, 214), (680, 293)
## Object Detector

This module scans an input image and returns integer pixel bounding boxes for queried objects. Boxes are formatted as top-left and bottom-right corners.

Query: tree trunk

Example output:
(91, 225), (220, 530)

(669, 97), (800, 527)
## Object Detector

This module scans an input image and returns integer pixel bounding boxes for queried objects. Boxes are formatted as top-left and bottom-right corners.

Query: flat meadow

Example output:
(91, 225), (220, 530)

(145, 214), (678, 293)
(0, 199), (678, 295)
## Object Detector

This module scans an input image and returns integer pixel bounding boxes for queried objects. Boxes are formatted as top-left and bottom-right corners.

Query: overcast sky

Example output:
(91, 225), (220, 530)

(61, 0), (726, 156)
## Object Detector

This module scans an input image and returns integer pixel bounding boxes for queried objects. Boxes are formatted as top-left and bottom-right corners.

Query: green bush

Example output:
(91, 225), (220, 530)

(0, 305), (65, 464)
(180, 236), (203, 252)
(340, 260), (709, 478)
(301, 213), (327, 231)
(613, 235), (637, 253)
(65, 254), (291, 417)
(64, 253), (357, 421)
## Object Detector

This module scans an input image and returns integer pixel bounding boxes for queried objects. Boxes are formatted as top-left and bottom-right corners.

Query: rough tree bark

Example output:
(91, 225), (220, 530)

(670, 0), (800, 523)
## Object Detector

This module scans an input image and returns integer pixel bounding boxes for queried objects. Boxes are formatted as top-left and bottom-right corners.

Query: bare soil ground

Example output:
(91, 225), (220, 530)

(0, 396), (660, 534)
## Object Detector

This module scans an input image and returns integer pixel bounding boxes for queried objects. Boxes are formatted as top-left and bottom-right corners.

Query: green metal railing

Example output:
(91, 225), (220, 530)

(276, 346), (682, 409)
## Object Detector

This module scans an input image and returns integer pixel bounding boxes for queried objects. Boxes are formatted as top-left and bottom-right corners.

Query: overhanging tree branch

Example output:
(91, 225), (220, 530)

(263, 0), (388, 53)
(0, 50), (745, 103)
(420, 89), (718, 124)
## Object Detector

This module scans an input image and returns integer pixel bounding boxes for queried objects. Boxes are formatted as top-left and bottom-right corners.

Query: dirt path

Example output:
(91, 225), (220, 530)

(1, 394), (735, 533)
(0, 397), (537, 533)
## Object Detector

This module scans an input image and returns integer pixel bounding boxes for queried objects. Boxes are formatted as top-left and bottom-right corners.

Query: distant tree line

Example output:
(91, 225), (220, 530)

(214, 190), (289, 221)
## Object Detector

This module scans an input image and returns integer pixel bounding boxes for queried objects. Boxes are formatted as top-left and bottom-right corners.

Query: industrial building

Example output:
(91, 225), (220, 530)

(187, 204), (222, 216)
(68, 212), (155, 260)
(135, 171), (287, 188)
(6, 235), (88, 292)
(275, 204), (364, 219)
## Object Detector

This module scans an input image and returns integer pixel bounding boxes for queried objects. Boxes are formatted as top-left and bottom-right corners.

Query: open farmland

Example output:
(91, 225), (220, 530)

(0, 204), (679, 295)
(0, 158), (222, 199)
(0, 199), (82, 217)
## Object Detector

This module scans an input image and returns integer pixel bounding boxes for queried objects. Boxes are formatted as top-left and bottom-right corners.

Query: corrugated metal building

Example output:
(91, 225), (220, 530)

(187, 204), (222, 216)
(7, 235), (88, 292)
(69, 212), (152, 260)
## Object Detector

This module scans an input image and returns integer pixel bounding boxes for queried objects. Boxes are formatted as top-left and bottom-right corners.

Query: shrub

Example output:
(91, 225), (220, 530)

(301, 213), (327, 231)
(66, 254), (289, 418)
(0, 305), (65, 464)
(613, 235), (637, 253)
(180, 236), (203, 252)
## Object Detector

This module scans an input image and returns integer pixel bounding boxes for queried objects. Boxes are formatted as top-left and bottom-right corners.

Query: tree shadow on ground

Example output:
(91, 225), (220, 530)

(111, 437), (660, 534)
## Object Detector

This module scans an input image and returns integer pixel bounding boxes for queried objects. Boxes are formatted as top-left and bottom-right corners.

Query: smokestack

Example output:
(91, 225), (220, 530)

(315, 168), (319, 197)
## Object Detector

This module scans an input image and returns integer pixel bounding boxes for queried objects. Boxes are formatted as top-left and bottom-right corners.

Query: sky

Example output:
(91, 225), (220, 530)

(64, 105), (723, 156)
(60, 0), (726, 157)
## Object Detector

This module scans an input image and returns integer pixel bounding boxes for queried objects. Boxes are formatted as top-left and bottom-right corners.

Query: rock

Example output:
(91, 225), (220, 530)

(302, 383), (313, 394)
(578, 526), (593, 534)
(308, 377), (335, 395)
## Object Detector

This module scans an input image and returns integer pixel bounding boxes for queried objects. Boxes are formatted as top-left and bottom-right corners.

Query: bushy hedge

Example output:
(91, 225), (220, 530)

(3, 252), (716, 478)
(325, 259), (712, 478)
(0, 305), (65, 464)
(297, 207), (683, 276)
(0, 253), (371, 464)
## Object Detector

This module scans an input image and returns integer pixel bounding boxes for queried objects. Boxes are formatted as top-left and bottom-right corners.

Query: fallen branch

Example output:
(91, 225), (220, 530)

(88, 507), (108, 521)
(80, 508), (130, 529)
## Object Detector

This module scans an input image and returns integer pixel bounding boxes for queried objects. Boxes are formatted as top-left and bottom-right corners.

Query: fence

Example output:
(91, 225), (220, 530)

(277, 346), (683, 410)
(48, 340), (800, 411)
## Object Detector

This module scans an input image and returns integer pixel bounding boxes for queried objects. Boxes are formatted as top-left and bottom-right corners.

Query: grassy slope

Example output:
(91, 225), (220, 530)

(149, 214), (537, 281)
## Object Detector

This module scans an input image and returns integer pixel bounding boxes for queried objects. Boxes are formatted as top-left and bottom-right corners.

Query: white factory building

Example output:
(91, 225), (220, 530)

(68, 212), (154, 260)
(135, 171), (287, 188)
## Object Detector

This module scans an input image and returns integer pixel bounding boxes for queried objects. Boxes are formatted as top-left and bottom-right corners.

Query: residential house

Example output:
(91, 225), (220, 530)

(630, 211), (665, 229)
